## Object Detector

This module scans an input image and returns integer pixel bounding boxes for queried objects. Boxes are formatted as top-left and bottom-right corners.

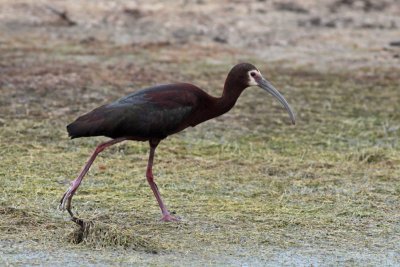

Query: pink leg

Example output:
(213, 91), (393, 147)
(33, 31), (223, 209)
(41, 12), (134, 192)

(147, 140), (179, 222)
(59, 137), (127, 218)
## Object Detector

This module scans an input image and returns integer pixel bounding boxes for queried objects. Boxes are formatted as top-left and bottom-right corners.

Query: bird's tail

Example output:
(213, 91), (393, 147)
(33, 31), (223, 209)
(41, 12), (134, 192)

(66, 105), (109, 139)
(67, 121), (86, 139)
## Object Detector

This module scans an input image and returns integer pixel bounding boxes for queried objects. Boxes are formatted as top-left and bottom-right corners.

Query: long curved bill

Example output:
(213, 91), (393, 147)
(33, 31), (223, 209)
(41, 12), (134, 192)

(257, 78), (296, 125)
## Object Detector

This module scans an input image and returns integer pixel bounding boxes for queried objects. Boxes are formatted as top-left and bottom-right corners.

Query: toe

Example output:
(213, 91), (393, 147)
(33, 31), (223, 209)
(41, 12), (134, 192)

(161, 214), (180, 222)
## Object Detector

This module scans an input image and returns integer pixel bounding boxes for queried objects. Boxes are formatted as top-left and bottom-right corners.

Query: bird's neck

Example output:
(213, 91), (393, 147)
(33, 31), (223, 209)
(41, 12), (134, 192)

(188, 81), (247, 127)
(214, 83), (246, 115)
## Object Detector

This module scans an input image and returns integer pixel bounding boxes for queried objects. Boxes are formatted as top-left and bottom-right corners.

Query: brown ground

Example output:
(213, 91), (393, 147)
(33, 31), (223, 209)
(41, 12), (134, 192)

(1, 0), (399, 70)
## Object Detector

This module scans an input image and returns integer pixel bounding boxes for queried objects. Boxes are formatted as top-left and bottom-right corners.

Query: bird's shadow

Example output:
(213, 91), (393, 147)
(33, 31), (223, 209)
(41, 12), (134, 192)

(68, 216), (95, 245)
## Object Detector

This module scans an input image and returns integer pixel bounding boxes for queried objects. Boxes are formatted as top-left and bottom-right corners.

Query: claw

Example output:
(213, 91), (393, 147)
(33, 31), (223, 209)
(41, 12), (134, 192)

(59, 192), (68, 210)
(59, 196), (65, 210)
(161, 214), (180, 222)
(59, 186), (75, 217)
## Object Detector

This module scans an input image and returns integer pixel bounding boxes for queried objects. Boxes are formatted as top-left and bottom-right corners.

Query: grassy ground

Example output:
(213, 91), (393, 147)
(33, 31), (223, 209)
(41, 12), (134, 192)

(1, 39), (400, 265)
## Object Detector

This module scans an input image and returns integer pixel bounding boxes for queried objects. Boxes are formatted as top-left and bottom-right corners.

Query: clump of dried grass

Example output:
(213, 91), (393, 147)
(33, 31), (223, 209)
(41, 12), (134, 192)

(65, 219), (159, 253)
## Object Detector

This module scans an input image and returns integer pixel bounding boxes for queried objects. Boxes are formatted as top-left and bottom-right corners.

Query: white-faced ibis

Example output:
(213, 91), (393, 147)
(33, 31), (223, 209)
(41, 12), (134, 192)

(60, 63), (295, 222)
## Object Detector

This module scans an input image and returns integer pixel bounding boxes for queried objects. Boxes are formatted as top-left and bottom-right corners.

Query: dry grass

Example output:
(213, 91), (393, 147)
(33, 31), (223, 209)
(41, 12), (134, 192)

(1, 29), (400, 265)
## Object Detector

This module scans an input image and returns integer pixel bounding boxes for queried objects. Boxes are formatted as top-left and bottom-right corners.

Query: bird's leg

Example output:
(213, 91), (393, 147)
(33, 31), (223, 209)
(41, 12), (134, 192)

(59, 137), (127, 218)
(146, 140), (179, 222)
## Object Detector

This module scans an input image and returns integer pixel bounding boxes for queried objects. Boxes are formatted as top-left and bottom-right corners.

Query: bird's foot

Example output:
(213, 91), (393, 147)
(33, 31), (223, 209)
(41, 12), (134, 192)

(59, 186), (75, 217)
(160, 214), (180, 222)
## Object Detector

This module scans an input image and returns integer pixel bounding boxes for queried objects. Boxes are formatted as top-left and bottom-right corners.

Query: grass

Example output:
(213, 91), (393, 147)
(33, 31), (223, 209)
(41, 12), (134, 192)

(0, 40), (399, 265)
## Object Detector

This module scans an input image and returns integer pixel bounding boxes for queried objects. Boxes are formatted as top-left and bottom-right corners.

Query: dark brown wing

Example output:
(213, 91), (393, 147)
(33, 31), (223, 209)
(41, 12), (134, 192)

(67, 83), (209, 140)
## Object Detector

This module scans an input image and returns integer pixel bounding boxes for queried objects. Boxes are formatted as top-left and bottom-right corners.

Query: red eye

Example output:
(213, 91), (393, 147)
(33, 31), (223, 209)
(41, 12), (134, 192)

(250, 72), (256, 77)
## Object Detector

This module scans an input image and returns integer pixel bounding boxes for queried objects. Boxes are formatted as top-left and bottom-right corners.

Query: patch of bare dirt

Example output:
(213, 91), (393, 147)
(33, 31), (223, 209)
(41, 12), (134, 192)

(1, 0), (399, 71)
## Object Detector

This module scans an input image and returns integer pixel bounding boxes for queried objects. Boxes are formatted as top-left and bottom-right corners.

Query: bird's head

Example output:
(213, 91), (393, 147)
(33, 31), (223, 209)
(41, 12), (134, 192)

(226, 63), (296, 125)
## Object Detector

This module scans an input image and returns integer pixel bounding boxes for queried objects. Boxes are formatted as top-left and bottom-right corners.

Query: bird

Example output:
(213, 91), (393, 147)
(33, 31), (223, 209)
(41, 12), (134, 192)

(59, 63), (296, 222)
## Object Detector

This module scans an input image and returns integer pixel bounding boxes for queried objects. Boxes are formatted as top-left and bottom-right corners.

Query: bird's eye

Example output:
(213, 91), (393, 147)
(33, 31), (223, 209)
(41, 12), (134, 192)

(250, 72), (256, 77)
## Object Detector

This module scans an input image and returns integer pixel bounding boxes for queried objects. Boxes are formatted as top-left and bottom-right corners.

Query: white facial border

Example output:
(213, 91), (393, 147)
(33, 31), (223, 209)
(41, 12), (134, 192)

(247, 70), (262, 86)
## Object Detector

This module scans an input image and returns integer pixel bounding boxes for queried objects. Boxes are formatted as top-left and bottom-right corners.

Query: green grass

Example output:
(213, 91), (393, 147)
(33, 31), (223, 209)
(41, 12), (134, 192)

(0, 42), (399, 265)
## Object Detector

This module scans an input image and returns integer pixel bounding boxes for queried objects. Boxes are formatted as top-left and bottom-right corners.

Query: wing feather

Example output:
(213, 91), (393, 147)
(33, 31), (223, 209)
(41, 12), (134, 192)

(67, 84), (206, 139)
